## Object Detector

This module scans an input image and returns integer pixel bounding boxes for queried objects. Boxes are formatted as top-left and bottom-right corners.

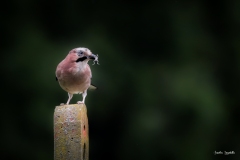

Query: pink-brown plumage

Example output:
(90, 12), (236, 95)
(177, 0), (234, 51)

(56, 47), (98, 105)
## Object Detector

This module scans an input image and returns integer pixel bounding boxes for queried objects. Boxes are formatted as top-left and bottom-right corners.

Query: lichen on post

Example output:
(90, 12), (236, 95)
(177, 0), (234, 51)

(54, 104), (89, 160)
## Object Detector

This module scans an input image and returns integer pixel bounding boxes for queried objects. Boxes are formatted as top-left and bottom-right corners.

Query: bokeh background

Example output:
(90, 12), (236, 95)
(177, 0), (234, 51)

(1, 1), (240, 160)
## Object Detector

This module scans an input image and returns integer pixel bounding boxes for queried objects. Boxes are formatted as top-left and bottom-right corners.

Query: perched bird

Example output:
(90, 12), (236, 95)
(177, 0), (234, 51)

(56, 47), (99, 105)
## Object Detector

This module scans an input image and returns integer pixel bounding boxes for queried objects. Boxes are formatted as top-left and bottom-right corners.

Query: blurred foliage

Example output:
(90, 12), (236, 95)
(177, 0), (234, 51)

(1, 0), (240, 160)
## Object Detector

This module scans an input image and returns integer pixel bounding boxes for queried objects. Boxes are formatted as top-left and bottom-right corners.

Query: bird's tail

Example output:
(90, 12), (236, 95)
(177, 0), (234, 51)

(89, 84), (97, 90)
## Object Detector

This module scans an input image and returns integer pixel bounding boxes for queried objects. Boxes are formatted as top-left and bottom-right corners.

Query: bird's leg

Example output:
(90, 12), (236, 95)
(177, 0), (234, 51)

(66, 93), (73, 105)
(77, 90), (87, 104)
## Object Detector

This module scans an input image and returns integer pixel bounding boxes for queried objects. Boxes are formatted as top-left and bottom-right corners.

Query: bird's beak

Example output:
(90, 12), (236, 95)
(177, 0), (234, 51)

(88, 53), (97, 60)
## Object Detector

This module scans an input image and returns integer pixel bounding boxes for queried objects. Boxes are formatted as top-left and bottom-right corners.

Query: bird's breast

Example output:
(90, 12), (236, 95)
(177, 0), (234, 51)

(57, 64), (92, 94)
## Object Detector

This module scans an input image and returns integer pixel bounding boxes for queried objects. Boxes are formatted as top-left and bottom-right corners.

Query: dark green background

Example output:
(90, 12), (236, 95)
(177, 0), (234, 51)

(1, 1), (240, 160)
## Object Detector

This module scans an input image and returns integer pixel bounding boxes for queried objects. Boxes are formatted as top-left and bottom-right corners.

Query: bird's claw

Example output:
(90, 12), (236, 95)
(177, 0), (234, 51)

(77, 101), (84, 104)
(60, 103), (65, 106)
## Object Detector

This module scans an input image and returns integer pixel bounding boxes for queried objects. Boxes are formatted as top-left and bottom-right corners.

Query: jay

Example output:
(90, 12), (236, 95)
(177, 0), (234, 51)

(56, 47), (99, 105)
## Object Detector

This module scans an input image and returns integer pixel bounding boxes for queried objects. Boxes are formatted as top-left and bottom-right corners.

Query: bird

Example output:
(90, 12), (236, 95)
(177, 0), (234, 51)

(56, 47), (99, 105)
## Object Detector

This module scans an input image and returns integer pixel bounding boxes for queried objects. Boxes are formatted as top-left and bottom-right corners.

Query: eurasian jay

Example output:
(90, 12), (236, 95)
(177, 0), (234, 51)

(56, 47), (99, 105)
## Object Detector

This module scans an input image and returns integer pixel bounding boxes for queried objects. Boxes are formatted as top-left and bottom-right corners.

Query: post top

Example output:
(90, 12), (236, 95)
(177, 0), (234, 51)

(55, 103), (86, 107)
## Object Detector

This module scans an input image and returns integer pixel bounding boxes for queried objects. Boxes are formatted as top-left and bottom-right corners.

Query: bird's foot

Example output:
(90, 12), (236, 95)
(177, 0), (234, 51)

(60, 103), (65, 106)
(77, 101), (84, 104)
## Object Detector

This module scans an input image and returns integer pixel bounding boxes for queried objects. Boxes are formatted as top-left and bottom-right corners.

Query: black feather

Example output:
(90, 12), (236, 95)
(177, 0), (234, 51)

(56, 77), (58, 81)
(76, 57), (87, 62)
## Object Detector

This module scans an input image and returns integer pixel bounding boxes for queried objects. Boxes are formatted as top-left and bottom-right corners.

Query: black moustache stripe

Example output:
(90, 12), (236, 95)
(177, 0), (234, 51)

(76, 57), (87, 62)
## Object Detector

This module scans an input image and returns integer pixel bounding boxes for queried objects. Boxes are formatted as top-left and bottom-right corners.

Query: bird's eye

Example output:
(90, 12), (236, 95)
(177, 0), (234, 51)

(78, 51), (84, 56)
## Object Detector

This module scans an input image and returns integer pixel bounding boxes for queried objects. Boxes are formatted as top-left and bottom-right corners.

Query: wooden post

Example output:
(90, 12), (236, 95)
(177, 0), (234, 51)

(54, 104), (89, 160)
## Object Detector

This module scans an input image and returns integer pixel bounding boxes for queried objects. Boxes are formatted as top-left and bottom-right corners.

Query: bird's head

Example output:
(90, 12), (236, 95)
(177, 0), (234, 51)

(68, 47), (99, 64)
